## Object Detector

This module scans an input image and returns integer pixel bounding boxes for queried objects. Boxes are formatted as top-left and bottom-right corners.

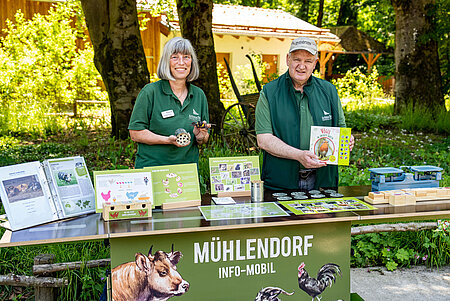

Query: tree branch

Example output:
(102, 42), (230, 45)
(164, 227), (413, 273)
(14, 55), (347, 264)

(351, 222), (438, 235)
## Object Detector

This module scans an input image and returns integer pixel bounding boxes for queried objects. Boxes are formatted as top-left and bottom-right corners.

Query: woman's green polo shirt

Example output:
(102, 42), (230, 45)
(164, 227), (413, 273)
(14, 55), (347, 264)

(128, 80), (209, 168)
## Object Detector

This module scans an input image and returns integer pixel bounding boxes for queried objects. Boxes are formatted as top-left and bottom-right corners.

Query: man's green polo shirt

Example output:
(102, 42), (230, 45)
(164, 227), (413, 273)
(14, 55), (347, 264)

(255, 77), (346, 159)
(128, 80), (209, 168)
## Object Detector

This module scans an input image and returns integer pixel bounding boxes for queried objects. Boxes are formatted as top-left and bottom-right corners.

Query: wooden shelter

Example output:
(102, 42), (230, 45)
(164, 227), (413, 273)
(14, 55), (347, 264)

(324, 26), (393, 77)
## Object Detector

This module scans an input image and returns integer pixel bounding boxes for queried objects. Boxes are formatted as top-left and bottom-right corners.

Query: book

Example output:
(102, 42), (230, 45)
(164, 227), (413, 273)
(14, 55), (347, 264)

(309, 126), (352, 165)
(0, 156), (95, 231)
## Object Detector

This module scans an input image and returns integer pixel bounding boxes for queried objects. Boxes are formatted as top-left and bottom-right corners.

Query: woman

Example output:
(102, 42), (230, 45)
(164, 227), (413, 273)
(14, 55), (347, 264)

(128, 37), (210, 168)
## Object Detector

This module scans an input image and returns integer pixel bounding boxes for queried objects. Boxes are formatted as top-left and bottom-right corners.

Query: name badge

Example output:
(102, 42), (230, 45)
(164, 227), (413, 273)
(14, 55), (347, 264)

(161, 110), (175, 118)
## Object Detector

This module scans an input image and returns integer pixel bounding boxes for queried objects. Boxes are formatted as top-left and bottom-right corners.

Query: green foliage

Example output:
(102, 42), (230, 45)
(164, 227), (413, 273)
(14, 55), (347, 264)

(352, 220), (450, 270)
(0, 241), (109, 301)
(0, 0), (107, 137)
(333, 67), (385, 105)
(399, 104), (450, 135)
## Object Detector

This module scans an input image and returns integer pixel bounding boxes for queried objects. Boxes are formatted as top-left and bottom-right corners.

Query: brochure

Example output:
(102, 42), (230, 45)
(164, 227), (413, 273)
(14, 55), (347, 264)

(309, 126), (352, 165)
(0, 156), (95, 231)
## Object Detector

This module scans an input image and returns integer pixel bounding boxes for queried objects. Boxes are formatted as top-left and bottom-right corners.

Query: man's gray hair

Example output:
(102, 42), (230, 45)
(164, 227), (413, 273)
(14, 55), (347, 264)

(157, 37), (200, 82)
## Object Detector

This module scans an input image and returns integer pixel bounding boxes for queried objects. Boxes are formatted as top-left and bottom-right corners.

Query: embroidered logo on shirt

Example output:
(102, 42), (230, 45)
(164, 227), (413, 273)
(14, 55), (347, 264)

(322, 110), (332, 121)
(193, 109), (199, 116)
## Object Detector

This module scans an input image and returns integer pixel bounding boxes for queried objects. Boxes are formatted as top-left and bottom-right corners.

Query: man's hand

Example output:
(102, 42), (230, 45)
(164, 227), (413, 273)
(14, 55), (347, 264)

(349, 135), (355, 151)
(298, 150), (327, 168)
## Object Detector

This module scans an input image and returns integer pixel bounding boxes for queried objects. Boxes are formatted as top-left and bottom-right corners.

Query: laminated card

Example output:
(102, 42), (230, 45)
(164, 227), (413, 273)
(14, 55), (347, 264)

(94, 169), (153, 213)
(0, 156), (95, 231)
(144, 163), (201, 208)
(209, 156), (260, 196)
(309, 126), (351, 165)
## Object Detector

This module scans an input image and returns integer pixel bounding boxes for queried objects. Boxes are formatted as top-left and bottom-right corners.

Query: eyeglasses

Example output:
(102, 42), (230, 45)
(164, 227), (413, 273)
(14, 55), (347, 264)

(170, 54), (192, 62)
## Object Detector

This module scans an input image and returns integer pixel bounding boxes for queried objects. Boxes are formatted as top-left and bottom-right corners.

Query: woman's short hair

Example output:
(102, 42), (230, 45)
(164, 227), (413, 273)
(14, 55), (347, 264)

(157, 37), (200, 82)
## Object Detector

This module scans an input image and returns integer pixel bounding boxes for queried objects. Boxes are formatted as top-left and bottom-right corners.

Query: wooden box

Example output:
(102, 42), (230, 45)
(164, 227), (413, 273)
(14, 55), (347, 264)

(102, 201), (152, 221)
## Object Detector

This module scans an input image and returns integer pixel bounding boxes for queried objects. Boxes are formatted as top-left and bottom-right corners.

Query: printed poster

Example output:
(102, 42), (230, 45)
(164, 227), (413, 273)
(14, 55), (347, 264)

(93, 170), (153, 213)
(144, 163), (201, 208)
(209, 156), (260, 194)
(199, 202), (289, 221)
(279, 197), (376, 215)
(309, 126), (351, 165)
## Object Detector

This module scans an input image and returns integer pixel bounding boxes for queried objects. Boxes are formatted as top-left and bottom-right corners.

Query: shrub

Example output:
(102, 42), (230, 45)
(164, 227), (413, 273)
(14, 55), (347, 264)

(0, 1), (106, 137)
(333, 67), (386, 111)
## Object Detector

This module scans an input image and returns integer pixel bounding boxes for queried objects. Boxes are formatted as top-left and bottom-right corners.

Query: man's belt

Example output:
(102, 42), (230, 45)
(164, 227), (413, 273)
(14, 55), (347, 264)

(299, 169), (315, 179)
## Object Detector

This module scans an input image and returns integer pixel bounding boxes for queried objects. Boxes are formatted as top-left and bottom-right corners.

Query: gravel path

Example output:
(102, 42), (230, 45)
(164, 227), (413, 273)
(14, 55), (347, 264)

(351, 265), (450, 301)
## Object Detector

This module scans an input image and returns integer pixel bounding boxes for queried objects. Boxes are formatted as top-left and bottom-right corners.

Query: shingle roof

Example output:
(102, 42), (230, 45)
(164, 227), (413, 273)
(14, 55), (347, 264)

(153, 4), (340, 42)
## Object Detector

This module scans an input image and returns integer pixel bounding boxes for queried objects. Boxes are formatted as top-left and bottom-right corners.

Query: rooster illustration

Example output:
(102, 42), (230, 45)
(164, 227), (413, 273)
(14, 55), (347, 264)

(254, 286), (294, 301)
(297, 262), (341, 301)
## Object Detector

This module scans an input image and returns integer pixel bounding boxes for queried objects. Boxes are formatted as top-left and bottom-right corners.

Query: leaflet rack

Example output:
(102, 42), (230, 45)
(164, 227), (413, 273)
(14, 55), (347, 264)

(369, 165), (442, 192)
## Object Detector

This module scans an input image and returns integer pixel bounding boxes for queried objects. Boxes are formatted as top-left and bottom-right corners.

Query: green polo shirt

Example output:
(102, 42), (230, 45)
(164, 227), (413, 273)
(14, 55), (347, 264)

(128, 80), (209, 168)
(255, 81), (346, 151)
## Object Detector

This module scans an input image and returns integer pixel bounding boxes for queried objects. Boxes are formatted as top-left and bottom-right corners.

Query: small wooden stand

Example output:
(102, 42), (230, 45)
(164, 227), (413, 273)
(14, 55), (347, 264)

(217, 190), (250, 198)
(102, 201), (152, 221)
(161, 200), (201, 210)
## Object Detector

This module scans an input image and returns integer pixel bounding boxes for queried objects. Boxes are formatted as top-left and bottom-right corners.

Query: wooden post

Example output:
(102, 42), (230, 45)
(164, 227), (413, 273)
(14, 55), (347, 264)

(34, 254), (56, 301)
(73, 100), (77, 117)
(319, 51), (334, 79)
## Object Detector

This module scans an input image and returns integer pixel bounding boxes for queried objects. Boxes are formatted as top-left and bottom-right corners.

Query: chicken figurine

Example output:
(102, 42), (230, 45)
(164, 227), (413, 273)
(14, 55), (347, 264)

(297, 262), (341, 301)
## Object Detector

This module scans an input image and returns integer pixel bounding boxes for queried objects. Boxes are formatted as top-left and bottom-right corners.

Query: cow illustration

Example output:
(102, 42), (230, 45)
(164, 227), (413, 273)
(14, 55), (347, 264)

(112, 245), (189, 301)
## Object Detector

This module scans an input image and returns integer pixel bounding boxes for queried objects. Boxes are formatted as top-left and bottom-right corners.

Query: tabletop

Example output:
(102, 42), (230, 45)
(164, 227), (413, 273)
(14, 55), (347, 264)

(1, 185), (449, 247)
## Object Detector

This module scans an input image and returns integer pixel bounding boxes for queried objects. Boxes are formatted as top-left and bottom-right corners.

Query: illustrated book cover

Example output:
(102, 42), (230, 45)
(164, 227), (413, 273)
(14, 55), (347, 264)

(309, 126), (351, 165)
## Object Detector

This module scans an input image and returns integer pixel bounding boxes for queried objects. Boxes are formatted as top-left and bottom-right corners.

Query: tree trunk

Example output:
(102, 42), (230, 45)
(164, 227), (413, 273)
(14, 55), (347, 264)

(392, 0), (444, 113)
(317, 0), (325, 27)
(80, 0), (150, 139)
(176, 0), (224, 130)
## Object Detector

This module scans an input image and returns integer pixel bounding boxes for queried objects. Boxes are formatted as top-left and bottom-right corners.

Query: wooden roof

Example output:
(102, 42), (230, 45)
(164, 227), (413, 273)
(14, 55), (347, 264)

(328, 26), (392, 54)
(151, 4), (340, 42)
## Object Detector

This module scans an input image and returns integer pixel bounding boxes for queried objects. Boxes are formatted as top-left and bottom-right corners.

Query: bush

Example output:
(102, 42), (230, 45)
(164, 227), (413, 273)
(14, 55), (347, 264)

(0, 1), (106, 137)
(332, 67), (386, 108)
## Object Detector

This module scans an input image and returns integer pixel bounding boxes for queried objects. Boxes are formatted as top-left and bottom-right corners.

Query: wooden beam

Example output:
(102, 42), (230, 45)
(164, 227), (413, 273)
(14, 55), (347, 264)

(319, 51), (334, 79)
(216, 34), (224, 38)
(362, 53), (382, 73)
(247, 36), (255, 40)
(262, 37), (270, 41)
(277, 38), (284, 42)
(232, 35), (240, 39)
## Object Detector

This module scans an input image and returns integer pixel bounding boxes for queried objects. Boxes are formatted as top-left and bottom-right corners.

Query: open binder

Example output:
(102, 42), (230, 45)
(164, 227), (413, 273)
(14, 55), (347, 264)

(0, 156), (95, 231)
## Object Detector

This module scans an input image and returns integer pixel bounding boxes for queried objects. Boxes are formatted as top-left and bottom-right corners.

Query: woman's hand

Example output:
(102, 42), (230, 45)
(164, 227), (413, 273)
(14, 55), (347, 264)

(193, 121), (210, 145)
(168, 135), (189, 148)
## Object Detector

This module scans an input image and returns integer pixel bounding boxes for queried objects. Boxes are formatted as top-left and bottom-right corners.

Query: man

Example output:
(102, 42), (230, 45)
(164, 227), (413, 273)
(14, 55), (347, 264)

(255, 37), (354, 191)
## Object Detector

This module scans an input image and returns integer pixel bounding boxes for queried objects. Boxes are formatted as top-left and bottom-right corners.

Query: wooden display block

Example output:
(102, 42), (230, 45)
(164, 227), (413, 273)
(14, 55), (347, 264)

(388, 191), (416, 206)
(364, 191), (389, 204)
(102, 201), (152, 221)
(161, 199), (201, 210)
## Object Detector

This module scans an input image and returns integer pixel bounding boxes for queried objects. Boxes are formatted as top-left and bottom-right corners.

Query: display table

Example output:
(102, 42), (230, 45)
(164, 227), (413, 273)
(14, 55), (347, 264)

(1, 186), (449, 301)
